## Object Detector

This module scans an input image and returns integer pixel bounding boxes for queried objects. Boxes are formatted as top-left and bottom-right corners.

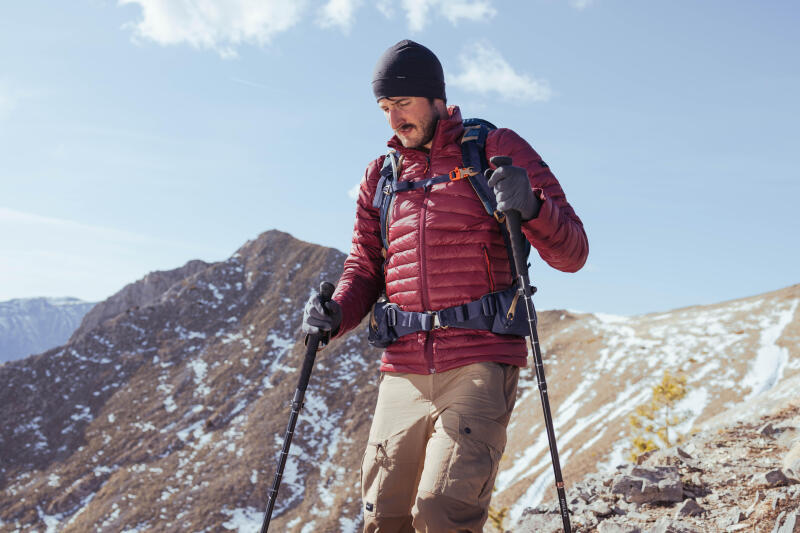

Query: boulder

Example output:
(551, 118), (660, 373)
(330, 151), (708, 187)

(611, 466), (682, 504)
(755, 469), (794, 488)
(588, 500), (614, 518)
(759, 422), (778, 437)
(674, 498), (705, 518)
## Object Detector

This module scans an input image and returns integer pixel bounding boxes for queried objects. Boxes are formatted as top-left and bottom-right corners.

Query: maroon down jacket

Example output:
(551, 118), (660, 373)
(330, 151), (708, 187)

(332, 106), (588, 374)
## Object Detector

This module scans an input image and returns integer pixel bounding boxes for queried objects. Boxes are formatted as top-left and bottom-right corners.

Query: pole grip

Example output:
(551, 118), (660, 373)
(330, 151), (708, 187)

(496, 157), (529, 281)
(319, 281), (335, 303)
(504, 210), (528, 276)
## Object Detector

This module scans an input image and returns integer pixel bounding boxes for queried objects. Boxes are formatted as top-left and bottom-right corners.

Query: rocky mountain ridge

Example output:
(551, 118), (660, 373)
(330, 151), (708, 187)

(0, 298), (95, 363)
(0, 230), (797, 532)
(71, 259), (209, 340)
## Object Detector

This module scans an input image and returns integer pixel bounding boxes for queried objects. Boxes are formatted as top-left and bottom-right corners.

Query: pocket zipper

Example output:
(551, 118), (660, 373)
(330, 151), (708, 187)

(482, 245), (495, 293)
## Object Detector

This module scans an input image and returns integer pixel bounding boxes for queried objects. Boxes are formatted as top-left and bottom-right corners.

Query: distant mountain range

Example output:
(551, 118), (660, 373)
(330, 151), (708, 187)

(0, 230), (797, 532)
(0, 297), (95, 363)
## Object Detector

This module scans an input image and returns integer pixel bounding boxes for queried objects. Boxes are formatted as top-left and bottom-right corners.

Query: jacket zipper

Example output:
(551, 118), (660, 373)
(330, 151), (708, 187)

(482, 245), (495, 293)
(419, 155), (435, 374)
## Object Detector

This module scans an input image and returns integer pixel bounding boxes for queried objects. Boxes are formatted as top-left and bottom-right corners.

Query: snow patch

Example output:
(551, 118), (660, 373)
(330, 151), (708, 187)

(221, 507), (263, 532)
(742, 299), (798, 399)
(188, 358), (211, 396)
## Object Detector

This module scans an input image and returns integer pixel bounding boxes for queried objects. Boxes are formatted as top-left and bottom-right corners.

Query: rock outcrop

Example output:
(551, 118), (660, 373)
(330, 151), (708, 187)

(70, 259), (209, 340)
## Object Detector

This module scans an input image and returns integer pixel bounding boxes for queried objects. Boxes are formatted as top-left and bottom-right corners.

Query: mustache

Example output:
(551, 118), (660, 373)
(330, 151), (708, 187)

(395, 123), (415, 134)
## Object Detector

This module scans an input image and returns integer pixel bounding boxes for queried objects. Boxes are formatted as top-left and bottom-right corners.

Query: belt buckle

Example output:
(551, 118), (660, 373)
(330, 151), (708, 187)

(428, 311), (447, 330)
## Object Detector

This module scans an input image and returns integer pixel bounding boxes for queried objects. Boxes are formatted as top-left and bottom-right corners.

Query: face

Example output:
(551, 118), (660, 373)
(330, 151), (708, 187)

(378, 96), (442, 149)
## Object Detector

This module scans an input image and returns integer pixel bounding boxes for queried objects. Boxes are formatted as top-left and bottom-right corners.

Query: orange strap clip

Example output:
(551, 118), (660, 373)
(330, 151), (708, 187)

(448, 167), (478, 181)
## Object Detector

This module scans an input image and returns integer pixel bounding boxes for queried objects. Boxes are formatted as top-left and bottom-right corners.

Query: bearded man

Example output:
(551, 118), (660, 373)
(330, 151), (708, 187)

(303, 40), (588, 532)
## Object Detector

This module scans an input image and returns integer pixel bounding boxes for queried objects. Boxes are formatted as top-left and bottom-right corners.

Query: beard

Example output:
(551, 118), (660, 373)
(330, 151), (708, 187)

(396, 104), (441, 149)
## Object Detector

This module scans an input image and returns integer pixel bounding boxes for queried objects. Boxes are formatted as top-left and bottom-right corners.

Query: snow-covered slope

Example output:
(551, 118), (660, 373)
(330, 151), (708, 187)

(0, 298), (95, 363)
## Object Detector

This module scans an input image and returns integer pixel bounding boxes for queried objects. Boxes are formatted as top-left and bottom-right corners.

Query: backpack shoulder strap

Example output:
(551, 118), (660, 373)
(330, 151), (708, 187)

(372, 151), (399, 253)
(460, 118), (530, 277)
(461, 118), (498, 219)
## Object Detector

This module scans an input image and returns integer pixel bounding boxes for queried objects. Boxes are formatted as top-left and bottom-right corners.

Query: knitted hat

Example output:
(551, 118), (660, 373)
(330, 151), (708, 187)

(372, 40), (446, 101)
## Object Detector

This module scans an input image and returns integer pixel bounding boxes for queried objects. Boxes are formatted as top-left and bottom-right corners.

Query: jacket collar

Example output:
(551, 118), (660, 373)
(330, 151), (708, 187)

(387, 105), (464, 158)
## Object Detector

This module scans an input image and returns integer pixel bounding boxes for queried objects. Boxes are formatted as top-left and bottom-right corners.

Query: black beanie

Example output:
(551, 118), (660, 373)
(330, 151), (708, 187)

(372, 40), (446, 102)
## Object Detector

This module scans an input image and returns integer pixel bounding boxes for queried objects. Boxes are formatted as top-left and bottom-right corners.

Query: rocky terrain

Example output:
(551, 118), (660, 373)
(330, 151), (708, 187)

(511, 373), (800, 532)
(0, 298), (95, 363)
(0, 230), (797, 532)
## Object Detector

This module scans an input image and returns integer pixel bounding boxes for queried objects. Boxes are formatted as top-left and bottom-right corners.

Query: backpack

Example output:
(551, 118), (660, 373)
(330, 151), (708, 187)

(366, 118), (533, 348)
(372, 118), (530, 276)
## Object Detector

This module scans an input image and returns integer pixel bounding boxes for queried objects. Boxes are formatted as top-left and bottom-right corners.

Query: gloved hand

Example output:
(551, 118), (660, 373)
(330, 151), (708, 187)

(486, 155), (541, 221)
(302, 292), (342, 336)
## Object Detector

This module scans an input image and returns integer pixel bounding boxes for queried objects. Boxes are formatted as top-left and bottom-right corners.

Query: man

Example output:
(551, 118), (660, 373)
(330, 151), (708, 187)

(303, 40), (588, 532)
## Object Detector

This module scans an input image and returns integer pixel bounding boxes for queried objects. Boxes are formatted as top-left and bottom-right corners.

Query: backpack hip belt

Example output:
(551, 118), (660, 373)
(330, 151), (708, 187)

(367, 283), (530, 349)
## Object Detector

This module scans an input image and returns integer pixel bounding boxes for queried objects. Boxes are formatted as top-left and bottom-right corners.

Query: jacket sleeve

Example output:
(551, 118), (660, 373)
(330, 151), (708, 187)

(486, 128), (589, 273)
(332, 157), (386, 336)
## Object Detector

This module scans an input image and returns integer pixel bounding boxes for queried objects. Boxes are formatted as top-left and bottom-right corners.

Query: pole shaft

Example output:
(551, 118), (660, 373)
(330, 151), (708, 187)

(260, 334), (320, 533)
(505, 210), (572, 533)
(261, 281), (335, 532)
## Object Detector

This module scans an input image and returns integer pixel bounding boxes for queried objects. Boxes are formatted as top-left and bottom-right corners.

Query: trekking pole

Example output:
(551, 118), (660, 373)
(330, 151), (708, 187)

(497, 158), (572, 533)
(260, 281), (335, 533)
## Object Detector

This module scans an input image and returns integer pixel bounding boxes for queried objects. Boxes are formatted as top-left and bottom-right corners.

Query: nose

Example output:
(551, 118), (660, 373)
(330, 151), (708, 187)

(387, 108), (405, 130)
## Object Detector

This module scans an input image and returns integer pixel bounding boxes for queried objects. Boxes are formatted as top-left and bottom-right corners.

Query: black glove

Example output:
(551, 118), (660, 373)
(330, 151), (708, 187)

(486, 155), (541, 221)
(302, 292), (342, 336)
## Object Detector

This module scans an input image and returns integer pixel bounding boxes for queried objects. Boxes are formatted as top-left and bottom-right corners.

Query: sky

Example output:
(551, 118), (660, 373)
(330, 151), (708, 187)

(1, 0), (798, 316)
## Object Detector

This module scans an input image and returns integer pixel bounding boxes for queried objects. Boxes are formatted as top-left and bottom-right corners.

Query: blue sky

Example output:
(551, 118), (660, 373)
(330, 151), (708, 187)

(1, 0), (798, 315)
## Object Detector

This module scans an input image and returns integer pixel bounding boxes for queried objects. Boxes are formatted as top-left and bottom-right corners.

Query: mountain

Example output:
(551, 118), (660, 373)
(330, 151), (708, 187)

(0, 230), (797, 532)
(0, 298), (95, 363)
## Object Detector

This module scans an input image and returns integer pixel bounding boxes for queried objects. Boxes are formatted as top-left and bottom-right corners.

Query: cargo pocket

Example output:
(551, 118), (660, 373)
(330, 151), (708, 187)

(361, 429), (420, 517)
(440, 411), (507, 505)
(361, 440), (384, 517)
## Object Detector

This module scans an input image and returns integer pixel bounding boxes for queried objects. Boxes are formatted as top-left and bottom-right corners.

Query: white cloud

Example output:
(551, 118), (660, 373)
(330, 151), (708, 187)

(438, 0), (496, 26)
(394, 0), (496, 32)
(118, 0), (499, 56)
(119, 0), (309, 58)
(317, 0), (363, 32)
(347, 183), (360, 200)
(448, 42), (552, 103)
(570, 0), (595, 10)
(375, 0), (394, 18)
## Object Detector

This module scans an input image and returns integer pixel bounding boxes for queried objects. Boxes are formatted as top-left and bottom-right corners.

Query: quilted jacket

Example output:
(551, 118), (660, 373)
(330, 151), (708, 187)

(332, 106), (588, 374)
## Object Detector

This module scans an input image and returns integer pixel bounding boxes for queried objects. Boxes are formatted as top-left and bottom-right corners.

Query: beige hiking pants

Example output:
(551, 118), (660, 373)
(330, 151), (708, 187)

(361, 362), (519, 533)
